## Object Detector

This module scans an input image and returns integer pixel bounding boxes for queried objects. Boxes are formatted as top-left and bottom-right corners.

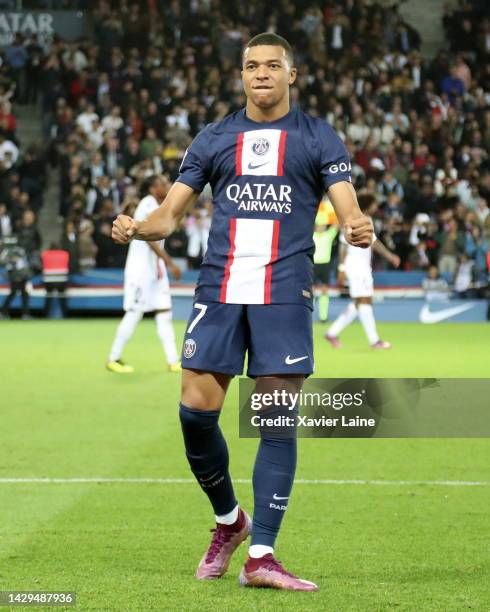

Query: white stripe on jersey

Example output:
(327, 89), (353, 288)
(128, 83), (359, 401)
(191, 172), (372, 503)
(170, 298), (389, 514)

(224, 218), (277, 304)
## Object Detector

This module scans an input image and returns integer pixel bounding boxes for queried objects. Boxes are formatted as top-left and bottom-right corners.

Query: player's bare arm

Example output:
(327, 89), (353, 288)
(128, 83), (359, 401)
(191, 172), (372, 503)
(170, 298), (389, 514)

(372, 239), (401, 268)
(327, 181), (373, 248)
(148, 242), (182, 280)
(112, 183), (199, 244)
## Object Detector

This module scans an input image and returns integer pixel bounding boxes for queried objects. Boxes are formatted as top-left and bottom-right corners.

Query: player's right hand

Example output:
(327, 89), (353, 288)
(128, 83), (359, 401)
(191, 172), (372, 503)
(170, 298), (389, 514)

(112, 215), (139, 244)
(344, 215), (374, 248)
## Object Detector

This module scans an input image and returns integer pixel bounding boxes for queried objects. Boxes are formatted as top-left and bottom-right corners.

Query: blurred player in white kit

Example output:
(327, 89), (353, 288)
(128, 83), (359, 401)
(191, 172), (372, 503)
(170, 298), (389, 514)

(107, 175), (182, 373)
(325, 192), (400, 349)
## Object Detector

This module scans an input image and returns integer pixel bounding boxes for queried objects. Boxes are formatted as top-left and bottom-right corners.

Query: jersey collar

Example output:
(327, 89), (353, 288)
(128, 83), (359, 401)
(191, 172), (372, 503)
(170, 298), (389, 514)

(242, 105), (297, 127)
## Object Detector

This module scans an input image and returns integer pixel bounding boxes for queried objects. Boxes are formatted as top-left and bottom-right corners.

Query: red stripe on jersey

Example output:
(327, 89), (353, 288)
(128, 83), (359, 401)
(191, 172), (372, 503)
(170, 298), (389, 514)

(264, 220), (280, 304)
(235, 132), (244, 175)
(276, 131), (287, 176)
(219, 218), (237, 303)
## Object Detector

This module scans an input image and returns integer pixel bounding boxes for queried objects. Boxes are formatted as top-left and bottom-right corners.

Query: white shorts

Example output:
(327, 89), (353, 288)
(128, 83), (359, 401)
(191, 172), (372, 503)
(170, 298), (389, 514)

(123, 275), (172, 312)
(346, 266), (374, 298)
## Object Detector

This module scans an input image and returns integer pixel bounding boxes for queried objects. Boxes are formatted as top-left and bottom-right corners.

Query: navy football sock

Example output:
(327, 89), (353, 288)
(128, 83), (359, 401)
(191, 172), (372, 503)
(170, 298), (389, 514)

(179, 403), (237, 516)
(251, 406), (297, 548)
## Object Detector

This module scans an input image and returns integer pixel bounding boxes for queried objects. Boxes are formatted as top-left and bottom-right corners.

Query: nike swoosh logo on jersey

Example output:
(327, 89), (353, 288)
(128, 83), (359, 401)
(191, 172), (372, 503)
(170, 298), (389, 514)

(419, 303), (476, 324)
(248, 161), (269, 170)
(273, 494), (289, 500)
(285, 355), (309, 365)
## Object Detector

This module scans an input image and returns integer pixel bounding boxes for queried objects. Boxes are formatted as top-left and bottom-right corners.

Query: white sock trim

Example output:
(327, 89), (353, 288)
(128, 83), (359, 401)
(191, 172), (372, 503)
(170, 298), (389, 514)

(249, 544), (274, 558)
(215, 504), (239, 525)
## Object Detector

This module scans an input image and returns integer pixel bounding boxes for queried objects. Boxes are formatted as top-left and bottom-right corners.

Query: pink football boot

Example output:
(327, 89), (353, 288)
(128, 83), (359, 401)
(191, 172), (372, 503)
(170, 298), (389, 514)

(239, 553), (319, 591)
(196, 508), (251, 580)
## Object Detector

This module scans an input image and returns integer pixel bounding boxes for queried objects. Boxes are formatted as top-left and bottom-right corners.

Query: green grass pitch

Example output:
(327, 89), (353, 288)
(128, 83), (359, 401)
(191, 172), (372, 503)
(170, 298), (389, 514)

(1, 319), (489, 610)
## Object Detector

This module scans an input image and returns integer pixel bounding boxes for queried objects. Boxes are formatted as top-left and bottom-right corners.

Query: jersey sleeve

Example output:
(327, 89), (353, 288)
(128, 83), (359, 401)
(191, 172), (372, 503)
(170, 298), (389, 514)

(318, 122), (352, 190)
(176, 126), (212, 192)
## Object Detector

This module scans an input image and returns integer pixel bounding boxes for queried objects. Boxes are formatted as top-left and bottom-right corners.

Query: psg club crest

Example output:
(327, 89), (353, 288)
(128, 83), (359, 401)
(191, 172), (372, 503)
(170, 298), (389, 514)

(252, 138), (270, 156)
(183, 338), (197, 358)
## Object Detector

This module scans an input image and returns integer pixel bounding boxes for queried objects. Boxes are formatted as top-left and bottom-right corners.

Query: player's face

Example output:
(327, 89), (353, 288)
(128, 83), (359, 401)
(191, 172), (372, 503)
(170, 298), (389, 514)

(153, 177), (171, 201)
(242, 45), (296, 110)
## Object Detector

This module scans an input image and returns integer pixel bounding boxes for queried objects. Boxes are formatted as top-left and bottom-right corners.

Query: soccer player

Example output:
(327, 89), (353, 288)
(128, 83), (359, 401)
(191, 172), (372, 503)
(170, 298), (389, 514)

(112, 33), (373, 591)
(325, 192), (400, 349)
(107, 175), (182, 373)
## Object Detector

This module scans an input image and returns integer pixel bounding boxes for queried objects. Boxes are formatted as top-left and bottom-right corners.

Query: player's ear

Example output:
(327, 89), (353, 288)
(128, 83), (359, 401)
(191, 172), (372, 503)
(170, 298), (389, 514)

(288, 66), (297, 85)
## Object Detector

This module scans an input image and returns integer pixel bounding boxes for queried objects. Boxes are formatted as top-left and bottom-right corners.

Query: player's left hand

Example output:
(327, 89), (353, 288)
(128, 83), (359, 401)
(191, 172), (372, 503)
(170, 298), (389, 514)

(390, 254), (401, 268)
(169, 263), (182, 281)
(344, 215), (374, 248)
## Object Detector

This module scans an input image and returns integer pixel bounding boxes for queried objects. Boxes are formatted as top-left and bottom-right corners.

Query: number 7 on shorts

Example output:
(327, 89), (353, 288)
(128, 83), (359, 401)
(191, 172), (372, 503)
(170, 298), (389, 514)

(187, 303), (208, 334)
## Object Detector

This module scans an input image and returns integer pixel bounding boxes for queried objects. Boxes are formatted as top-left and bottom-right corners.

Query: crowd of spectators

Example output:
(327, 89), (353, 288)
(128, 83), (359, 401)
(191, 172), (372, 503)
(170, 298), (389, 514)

(0, 0), (489, 293)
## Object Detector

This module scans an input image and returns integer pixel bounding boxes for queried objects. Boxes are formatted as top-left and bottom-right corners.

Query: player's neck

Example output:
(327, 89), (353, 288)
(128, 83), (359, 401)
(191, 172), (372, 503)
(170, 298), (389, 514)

(245, 100), (291, 123)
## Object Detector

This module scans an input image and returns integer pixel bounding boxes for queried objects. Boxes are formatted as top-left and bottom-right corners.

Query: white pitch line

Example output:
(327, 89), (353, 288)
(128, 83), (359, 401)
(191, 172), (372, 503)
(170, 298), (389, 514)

(0, 478), (489, 487)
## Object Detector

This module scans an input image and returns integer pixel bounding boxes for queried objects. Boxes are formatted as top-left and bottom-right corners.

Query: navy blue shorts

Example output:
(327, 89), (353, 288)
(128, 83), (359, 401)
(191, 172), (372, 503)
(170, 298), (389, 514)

(182, 301), (314, 377)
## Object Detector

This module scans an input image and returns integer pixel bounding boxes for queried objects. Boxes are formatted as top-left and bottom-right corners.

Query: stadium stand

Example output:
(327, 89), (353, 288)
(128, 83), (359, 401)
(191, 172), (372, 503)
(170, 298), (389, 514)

(0, 0), (488, 316)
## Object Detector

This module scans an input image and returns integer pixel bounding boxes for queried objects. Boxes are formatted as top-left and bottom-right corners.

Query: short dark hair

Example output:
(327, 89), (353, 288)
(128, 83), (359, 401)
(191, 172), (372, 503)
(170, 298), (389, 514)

(244, 33), (294, 65)
(140, 175), (160, 198)
(357, 192), (377, 212)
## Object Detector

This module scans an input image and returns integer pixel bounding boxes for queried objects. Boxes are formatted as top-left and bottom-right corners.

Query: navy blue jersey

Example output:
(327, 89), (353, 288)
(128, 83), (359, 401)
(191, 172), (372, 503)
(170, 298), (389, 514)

(177, 106), (351, 308)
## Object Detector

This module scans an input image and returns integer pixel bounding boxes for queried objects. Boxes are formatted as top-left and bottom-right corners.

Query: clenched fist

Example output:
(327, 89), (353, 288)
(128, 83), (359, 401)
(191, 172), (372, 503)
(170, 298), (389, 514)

(112, 214), (140, 244)
(344, 215), (374, 248)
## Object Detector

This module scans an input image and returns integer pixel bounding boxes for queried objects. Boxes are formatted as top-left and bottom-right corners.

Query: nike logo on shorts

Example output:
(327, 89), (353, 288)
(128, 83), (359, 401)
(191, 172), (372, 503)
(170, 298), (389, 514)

(285, 355), (308, 365)
(273, 494), (289, 500)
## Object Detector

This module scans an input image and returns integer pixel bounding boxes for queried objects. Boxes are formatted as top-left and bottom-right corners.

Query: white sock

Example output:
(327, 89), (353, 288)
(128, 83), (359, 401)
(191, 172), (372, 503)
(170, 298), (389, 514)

(215, 504), (239, 525)
(357, 303), (380, 345)
(327, 302), (357, 337)
(249, 545), (274, 558)
(155, 311), (179, 364)
(108, 310), (142, 361)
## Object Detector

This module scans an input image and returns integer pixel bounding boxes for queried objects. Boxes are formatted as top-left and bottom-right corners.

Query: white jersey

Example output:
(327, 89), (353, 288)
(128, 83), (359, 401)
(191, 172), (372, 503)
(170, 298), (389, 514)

(341, 233), (373, 272)
(340, 233), (375, 298)
(123, 195), (171, 312)
(125, 195), (165, 281)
